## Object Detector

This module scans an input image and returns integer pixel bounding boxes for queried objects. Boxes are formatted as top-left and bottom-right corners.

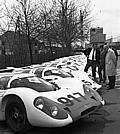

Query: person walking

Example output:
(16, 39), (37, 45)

(105, 45), (117, 89)
(83, 43), (100, 80)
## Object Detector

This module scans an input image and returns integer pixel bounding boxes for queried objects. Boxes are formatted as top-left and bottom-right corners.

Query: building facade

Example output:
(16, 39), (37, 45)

(90, 27), (106, 47)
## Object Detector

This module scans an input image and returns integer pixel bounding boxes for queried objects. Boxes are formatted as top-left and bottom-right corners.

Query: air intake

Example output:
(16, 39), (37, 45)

(81, 106), (97, 116)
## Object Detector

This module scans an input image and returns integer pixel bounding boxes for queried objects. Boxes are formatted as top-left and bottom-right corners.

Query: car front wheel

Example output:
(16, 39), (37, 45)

(5, 96), (31, 133)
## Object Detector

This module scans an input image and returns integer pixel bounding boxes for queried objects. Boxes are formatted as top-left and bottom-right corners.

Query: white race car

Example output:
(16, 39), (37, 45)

(0, 73), (104, 133)
(14, 65), (102, 91)
(56, 63), (102, 90)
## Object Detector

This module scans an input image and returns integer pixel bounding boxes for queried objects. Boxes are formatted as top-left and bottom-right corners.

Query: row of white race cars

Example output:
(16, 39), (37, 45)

(0, 52), (104, 133)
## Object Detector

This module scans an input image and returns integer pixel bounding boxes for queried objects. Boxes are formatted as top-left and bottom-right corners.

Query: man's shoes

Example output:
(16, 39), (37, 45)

(99, 79), (103, 82)
(93, 77), (97, 82)
(99, 80), (103, 84)
(103, 80), (106, 83)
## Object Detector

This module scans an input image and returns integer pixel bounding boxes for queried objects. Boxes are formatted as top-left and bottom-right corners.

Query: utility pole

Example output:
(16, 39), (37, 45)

(14, 16), (22, 66)
(80, 10), (84, 48)
(15, 16), (20, 34)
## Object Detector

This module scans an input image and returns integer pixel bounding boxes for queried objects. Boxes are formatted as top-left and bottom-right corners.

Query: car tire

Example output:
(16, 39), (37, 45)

(5, 96), (31, 133)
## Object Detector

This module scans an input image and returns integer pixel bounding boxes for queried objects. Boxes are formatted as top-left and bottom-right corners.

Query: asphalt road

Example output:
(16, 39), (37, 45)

(1, 65), (120, 134)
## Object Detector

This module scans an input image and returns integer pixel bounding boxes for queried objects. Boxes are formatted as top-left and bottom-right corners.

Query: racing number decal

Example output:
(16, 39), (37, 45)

(57, 92), (86, 106)
(73, 92), (86, 100)
(58, 97), (74, 106)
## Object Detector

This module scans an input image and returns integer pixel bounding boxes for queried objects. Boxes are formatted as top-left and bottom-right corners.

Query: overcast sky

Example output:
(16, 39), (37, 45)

(91, 0), (120, 39)
(1, 0), (120, 40)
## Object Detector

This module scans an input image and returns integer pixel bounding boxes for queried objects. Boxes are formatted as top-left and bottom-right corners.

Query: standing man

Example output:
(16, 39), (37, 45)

(98, 45), (104, 82)
(105, 45), (117, 89)
(83, 43), (100, 80)
(98, 44), (108, 83)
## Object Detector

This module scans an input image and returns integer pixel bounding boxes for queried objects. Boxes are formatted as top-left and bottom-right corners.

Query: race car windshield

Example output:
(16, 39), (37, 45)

(10, 76), (54, 92)
(44, 69), (73, 78)
(34, 68), (44, 77)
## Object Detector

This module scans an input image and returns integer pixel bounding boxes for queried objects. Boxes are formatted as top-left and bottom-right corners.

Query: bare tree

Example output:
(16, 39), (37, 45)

(0, 3), (6, 35)
(36, 0), (92, 54)
(2, 0), (93, 64)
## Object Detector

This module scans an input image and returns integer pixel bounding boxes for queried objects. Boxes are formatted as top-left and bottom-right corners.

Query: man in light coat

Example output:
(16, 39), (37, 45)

(105, 45), (117, 89)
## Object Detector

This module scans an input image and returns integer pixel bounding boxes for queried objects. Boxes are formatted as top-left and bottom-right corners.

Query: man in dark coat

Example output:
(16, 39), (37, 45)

(83, 43), (100, 80)
(98, 44), (108, 83)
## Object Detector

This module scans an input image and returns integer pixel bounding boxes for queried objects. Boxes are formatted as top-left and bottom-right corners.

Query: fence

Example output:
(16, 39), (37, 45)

(0, 50), (71, 69)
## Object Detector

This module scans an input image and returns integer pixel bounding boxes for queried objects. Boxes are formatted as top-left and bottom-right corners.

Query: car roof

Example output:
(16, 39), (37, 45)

(0, 68), (14, 73)
(0, 72), (13, 77)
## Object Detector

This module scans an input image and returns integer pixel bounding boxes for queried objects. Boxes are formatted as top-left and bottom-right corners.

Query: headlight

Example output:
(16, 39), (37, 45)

(83, 84), (105, 105)
(51, 106), (58, 116)
(34, 98), (44, 109)
(34, 97), (68, 119)
(83, 84), (92, 93)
